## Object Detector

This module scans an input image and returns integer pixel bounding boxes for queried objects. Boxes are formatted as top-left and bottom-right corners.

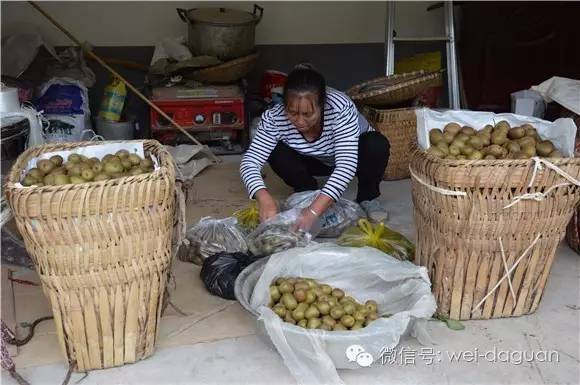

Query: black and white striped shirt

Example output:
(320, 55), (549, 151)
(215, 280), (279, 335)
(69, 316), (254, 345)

(240, 88), (372, 202)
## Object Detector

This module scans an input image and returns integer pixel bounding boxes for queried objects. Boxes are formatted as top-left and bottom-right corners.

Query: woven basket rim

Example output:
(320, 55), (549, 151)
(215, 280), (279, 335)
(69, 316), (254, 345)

(412, 147), (580, 167)
(193, 52), (259, 76)
(347, 70), (443, 101)
(6, 139), (174, 190)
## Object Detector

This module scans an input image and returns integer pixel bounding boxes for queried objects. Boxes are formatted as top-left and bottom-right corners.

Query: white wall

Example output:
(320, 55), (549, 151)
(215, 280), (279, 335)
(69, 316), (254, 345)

(1, 1), (443, 46)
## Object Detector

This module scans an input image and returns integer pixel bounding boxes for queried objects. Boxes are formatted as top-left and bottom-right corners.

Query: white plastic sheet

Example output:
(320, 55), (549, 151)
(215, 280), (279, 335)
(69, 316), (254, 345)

(250, 244), (436, 385)
(531, 76), (580, 116)
(416, 108), (577, 156)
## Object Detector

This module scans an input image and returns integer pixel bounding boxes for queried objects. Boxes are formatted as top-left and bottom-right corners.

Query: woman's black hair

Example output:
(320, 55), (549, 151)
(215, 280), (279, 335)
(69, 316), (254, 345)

(283, 63), (326, 110)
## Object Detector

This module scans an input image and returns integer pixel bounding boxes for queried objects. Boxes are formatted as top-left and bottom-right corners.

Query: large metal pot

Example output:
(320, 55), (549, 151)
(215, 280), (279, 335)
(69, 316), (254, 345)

(177, 5), (263, 61)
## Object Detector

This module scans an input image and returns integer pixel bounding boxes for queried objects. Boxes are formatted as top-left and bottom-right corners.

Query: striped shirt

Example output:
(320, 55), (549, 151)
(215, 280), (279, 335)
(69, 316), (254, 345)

(240, 88), (373, 202)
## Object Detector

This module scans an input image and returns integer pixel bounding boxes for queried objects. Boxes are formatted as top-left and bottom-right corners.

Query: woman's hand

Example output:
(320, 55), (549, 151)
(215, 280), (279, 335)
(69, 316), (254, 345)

(255, 189), (278, 222)
(294, 207), (320, 232)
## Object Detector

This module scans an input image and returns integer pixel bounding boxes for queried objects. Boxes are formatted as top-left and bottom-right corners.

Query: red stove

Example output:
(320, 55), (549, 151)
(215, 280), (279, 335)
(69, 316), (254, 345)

(149, 85), (245, 148)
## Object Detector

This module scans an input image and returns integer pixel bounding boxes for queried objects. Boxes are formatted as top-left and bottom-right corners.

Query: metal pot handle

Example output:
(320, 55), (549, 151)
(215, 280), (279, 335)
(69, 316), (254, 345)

(253, 4), (264, 22)
(176, 8), (189, 23)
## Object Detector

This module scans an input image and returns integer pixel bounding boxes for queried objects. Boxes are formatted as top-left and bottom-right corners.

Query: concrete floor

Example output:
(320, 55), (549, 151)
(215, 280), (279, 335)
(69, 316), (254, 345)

(3, 166), (580, 385)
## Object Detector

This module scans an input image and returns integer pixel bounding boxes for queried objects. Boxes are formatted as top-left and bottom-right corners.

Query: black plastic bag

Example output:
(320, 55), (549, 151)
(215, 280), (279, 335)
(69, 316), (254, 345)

(200, 252), (263, 300)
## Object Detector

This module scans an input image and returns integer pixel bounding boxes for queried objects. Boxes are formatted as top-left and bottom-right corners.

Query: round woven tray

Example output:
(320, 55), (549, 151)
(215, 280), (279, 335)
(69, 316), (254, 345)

(410, 150), (580, 320)
(347, 70), (443, 108)
(190, 52), (259, 84)
(363, 106), (416, 180)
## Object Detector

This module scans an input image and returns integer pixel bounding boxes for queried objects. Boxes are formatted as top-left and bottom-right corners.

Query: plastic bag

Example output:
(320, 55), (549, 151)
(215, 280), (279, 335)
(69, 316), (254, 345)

(233, 201), (260, 233)
(249, 243), (436, 384)
(247, 209), (315, 256)
(98, 77), (127, 121)
(338, 219), (415, 260)
(178, 217), (248, 265)
(283, 190), (366, 238)
(200, 252), (262, 300)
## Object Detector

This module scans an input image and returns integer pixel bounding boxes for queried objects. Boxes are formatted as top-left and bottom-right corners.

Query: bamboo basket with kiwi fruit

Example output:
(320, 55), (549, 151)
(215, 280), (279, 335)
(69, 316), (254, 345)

(411, 120), (580, 320)
(5, 140), (176, 371)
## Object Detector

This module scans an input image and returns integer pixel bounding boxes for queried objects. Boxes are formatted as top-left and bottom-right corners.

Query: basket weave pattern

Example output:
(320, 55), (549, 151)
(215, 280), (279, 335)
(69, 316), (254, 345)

(363, 107), (416, 180)
(410, 151), (580, 320)
(5, 140), (176, 371)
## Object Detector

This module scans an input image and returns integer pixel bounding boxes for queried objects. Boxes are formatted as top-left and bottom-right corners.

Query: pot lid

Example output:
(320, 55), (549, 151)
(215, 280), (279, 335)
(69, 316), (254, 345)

(187, 7), (257, 26)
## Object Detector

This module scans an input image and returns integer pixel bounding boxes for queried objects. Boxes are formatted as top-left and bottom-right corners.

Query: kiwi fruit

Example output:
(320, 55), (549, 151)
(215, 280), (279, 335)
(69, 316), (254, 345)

(128, 154), (142, 166)
(81, 168), (95, 181)
(320, 284), (332, 295)
(429, 129), (444, 145)
(495, 120), (511, 132)
(49, 155), (64, 166)
(37, 159), (55, 174)
(69, 164), (83, 177)
(524, 127), (538, 137)
(456, 155), (467, 160)
(353, 311), (366, 323)
(273, 304), (287, 318)
(316, 302), (330, 315)
(521, 144), (536, 158)
(536, 140), (555, 157)
(342, 303), (356, 315)
(508, 126), (525, 140)
(491, 132), (508, 145)
(484, 155), (496, 160)
(513, 152), (529, 160)
(294, 289), (307, 303)
(92, 162), (103, 174)
(281, 293), (298, 310)
(340, 296), (356, 304)
(351, 322), (364, 331)
(50, 167), (66, 175)
(486, 144), (506, 159)
(331, 288), (344, 299)
(443, 122), (462, 136)
(116, 149), (130, 159)
(54, 174), (70, 185)
(467, 136), (484, 150)
(21, 175), (38, 186)
(461, 126), (477, 136)
(104, 161), (123, 174)
(294, 282), (309, 292)
(427, 147), (445, 159)
(28, 168), (44, 180)
(121, 158), (133, 170)
(43, 174), (56, 185)
(460, 145), (474, 156)
(477, 133), (491, 146)
(68, 154), (82, 163)
(468, 150), (484, 160)
(443, 132), (456, 144)
(320, 323), (333, 331)
(330, 306), (345, 320)
(70, 175), (85, 184)
(340, 315), (355, 328)
(455, 133), (470, 143)
(448, 145), (461, 156)
(292, 308), (306, 321)
(306, 318), (322, 329)
(284, 312), (297, 325)
(321, 315), (336, 328)
(94, 173), (110, 182)
(140, 158), (154, 170)
(270, 286), (281, 302)
(297, 319), (308, 328)
(305, 290), (317, 304)
(365, 300), (378, 313)
(305, 305), (320, 319)
(482, 124), (494, 134)
(517, 136), (536, 148)
(333, 323), (348, 331)
(451, 139), (466, 149)
(436, 142), (449, 155)
(506, 141), (521, 154)
(548, 150), (563, 158)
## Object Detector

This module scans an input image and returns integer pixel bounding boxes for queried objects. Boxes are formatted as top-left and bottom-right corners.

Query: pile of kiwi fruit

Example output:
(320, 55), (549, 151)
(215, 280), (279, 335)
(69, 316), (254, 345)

(427, 121), (563, 160)
(21, 150), (155, 187)
(269, 277), (381, 331)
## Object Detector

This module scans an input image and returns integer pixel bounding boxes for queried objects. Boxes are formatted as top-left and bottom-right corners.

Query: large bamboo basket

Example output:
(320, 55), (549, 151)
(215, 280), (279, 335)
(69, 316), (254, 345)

(363, 107), (417, 180)
(5, 140), (176, 371)
(410, 150), (580, 320)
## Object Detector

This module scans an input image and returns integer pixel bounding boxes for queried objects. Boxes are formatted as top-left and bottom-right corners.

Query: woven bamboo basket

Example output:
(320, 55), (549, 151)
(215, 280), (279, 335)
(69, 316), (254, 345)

(565, 209), (580, 254)
(5, 140), (176, 371)
(410, 150), (580, 320)
(346, 70), (443, 108)
(190, 52), (259, 84)
(363, 107), (417, 180)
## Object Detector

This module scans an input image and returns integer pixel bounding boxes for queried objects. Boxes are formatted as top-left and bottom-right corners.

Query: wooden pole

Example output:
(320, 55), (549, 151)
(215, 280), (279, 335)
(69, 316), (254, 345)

(28, 1), (221, 163)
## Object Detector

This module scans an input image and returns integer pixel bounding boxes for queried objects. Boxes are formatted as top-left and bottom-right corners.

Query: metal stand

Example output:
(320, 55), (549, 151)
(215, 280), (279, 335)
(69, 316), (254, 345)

(384, 1), (460, 109)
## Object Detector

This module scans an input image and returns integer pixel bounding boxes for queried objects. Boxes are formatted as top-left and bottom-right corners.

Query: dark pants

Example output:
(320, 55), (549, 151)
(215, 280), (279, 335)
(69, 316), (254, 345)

(268, 131), (390, 203)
